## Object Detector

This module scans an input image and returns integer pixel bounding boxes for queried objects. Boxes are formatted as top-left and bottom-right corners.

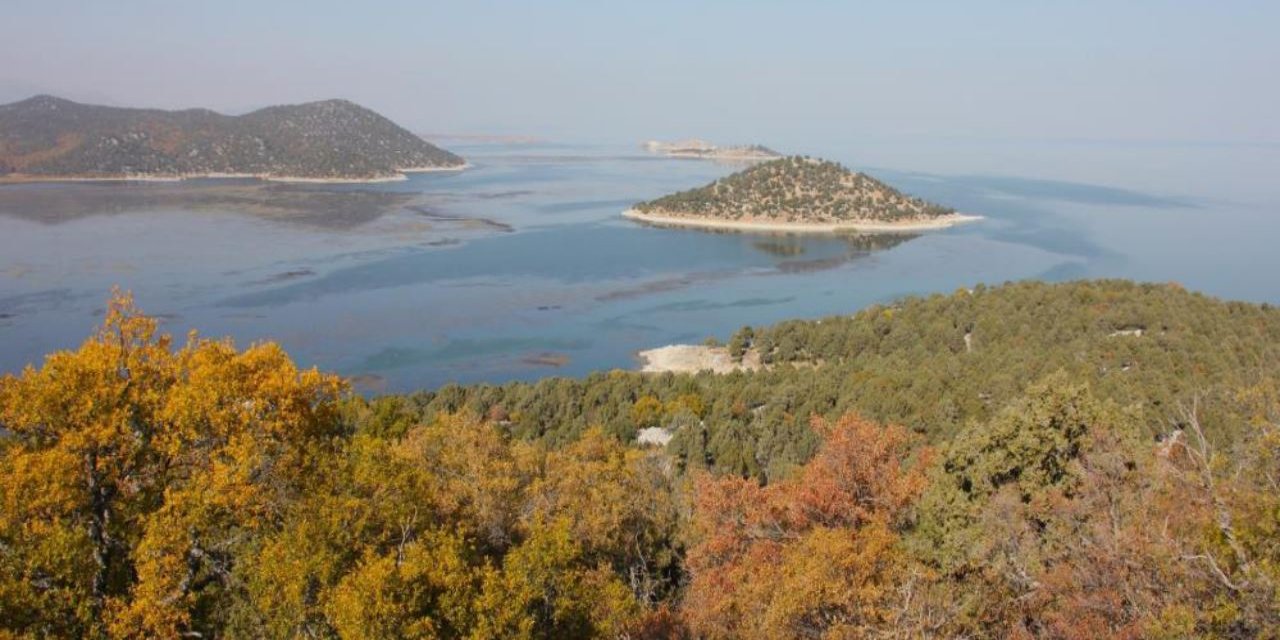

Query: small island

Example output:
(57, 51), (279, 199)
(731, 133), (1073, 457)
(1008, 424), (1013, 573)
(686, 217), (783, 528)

(642, 139), (781, 161)
(625, 156), (979, 233)
(0, 96), (466, 183)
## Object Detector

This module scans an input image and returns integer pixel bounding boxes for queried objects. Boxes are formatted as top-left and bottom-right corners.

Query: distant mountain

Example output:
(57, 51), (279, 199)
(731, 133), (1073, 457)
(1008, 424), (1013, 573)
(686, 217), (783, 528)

(0, 96), (464, 181)
(643, 138), (781, 161)
(421, 133), (547, 145)
(630, 156), (957, 227)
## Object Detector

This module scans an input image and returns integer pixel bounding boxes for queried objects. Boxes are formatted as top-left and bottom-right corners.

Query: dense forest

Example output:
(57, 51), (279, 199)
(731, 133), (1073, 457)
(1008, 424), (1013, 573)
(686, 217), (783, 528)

(2, 280), (1279, 638)
(633, 156), (955, 223)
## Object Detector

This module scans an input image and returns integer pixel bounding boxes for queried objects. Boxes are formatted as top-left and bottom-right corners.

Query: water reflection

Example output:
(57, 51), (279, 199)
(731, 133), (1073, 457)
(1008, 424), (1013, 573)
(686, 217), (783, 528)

(1, 143), (1272, 391)
(0, 182), (420, 228)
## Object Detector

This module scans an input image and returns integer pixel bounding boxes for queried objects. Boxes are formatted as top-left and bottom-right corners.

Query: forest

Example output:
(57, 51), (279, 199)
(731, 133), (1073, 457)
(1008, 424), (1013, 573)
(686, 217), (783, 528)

(2, 280), (1278, 638)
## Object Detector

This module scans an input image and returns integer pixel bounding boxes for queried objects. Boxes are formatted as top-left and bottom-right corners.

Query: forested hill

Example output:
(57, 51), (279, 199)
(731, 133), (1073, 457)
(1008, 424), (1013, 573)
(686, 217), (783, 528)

(0, 95), (464, 180)
(4, 280), (1279, 637)
(633, 155), (955, 222)
(394, 280), (1280, 477)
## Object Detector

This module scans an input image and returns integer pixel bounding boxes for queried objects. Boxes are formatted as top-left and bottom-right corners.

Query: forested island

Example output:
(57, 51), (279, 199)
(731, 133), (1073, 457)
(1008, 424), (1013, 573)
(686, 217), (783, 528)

(0, 95), (465, 183)
(3, 279), (1279, 638)
(626, 155), (979, 232)
(642, 139), (782, 161)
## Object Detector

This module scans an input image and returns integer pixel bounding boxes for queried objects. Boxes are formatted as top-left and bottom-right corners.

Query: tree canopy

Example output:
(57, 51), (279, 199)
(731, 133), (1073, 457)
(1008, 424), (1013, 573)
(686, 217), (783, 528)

(2, 281), (1279, 637)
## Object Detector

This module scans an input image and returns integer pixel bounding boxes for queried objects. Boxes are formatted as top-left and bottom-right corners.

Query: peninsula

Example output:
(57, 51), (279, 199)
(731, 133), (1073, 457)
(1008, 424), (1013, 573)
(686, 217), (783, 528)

(625, 155), (978, 233)
(642, 138), (781, 161)
(0, 95), (465, 183)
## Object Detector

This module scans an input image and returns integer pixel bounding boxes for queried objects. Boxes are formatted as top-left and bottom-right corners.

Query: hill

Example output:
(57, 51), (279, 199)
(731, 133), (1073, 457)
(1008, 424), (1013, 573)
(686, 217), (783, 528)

(4, 280), (1279, 637)
(627, 155), (975, 232)
(0, 95), (464, 182)
(398, 279), (1280, 473)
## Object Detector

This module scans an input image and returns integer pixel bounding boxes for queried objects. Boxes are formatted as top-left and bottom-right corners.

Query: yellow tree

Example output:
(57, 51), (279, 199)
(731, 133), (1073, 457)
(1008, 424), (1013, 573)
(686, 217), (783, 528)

(239, 414), (535, 638)
(0, 291), (346, 638)
(527, 429), (680, 605)
(472, 518), (641, 640)
(324, 530), (483, 638)
(0, 293), (179, 636)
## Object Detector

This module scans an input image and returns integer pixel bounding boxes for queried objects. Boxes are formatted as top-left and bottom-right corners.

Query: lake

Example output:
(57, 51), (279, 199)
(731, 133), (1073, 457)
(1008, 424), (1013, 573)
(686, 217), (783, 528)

(2, 143), (1278, 392)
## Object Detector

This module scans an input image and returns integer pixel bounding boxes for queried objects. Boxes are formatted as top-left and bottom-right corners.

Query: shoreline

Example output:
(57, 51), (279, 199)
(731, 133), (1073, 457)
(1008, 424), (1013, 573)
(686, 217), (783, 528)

(0, 163), (469, 186)
(622, 208), (982, 234)
(636, 344), (761, 374)
(399, 163), (472, 174)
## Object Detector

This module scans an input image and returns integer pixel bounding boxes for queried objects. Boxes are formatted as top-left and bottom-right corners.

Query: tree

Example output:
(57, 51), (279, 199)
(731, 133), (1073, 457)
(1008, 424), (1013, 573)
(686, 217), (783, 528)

(325, 531), (481, 639)
(527, 430), (680, 604)
(907, 374), (1278, 637)
(683, 413), (929, 639)
(728, 326), (754, 362)
(1145, 395), (1280, 637)
(0, 291), (347, 637)
(473, 519), (642, 640)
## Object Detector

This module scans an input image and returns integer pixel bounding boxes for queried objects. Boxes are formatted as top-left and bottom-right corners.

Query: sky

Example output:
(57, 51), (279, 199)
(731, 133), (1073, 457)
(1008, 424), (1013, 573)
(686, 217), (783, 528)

(2, 1), (1278, 194)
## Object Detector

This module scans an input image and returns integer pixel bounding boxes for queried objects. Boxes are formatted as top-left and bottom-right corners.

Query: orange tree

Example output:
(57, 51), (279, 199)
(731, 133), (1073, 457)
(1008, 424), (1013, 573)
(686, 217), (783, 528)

(683, 413), (931, 639)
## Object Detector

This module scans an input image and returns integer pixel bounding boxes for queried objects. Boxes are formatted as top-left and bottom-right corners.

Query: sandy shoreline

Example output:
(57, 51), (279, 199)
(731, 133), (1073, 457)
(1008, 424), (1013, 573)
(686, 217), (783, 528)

(0, 163), (469, 186)
(636, 344), (761, 374)
(623, 208), (982, 234)
(400, 163), (472, 174)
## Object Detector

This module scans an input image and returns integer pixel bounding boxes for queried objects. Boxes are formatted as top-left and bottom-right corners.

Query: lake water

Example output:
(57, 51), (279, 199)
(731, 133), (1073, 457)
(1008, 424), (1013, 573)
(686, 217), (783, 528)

(1, 143), (1278, 392)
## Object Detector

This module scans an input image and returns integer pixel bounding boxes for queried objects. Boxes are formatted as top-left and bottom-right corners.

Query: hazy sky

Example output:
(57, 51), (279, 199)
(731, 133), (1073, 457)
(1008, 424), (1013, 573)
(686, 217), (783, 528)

(2, 0), (1277, 188)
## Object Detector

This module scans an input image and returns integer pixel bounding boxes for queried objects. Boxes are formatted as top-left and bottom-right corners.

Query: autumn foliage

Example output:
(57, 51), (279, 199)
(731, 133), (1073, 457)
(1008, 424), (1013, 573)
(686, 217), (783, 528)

(683, 414), (929, 639)
(0, 292), (347, 637)
(2, 291), (1280, 638)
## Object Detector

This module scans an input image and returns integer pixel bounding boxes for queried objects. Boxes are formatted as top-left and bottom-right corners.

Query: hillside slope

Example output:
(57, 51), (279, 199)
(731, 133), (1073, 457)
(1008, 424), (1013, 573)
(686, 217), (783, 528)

(632, 155), (956, 224)
(4, 280), (1280, 637)
(0, 95), (464, 181)
(397, 280), (1280, 477)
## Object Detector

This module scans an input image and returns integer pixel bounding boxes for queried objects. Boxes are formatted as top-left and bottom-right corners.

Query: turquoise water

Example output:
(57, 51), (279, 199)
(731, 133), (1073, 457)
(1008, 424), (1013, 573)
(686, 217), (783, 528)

(1, 143), (1277, 391)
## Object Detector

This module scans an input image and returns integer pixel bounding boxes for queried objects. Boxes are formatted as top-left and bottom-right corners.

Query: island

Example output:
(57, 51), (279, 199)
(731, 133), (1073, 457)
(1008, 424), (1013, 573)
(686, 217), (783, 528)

(642, 138), (781, 161)
(0, 95), (465, 183)
(624, 155), (980, 233)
